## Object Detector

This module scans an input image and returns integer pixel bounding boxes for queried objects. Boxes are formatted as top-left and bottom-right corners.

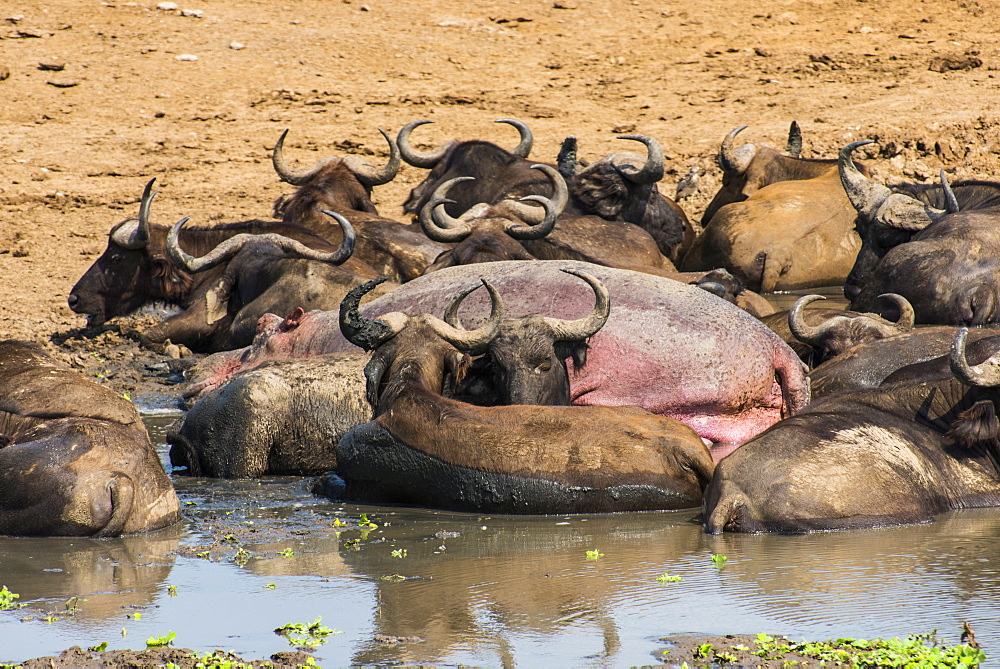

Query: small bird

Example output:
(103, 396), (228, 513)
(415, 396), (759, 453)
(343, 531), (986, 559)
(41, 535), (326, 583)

(675, 166), (700, 200)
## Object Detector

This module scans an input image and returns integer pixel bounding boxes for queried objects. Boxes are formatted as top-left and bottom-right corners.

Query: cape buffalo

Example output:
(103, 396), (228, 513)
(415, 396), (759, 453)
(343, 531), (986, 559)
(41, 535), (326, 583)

(163, 211), (394, 351)
(680, 124), (864, 292)
(703, 328), (1000, 533)
(186, 261), (809, 445)
(0, 341), (179, 536)
(333, 277), (715, 513)
(271, 128), (448, 281)
(840, 140), (1000, 325)
(68, 179), (377, 350)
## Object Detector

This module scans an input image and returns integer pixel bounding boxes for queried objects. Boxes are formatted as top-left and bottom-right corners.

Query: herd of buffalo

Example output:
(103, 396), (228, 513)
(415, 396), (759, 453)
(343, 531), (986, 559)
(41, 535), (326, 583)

(6, 117), (1000, 538)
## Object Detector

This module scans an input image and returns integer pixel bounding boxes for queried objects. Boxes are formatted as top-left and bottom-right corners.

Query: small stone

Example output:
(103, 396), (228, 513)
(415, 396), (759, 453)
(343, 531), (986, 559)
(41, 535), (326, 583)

(0, 67), (9, 82)
(229, 41), (245, 50)
(359, 4), (370, 10)
(38, 61), (65, 71)
(156, 1), (178, 9)
(754, 47), (771, 57)
(5, 15), (24, 24)
(175, 54), (198, 61)
(553, 0), (576, 8)
(46, 80), (79, 88)
(179, 8), (203, 17)
(928, 55), (982, 73)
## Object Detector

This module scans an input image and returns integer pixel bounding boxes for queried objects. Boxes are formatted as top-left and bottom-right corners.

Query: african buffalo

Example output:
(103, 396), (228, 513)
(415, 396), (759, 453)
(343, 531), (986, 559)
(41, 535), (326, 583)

(401, 122), (689, 262)
(679, 125), (864, 292)
(163, 211), (394, 351)
(0, 341), (179, 536)
(167, 351), (371, 478)
(186, 261), (809, 445)
(444, 269), (609, 406)
(333, 277), (715, 513)
(68, 179), (376, 350)
(761, 293), (914, 366)
(271, 128), (448, 281)
(807, 326), (1000, 399)
(703, 328), (1000, 533)
(421, 165), (671, 272)
(840, 140), (1000, 325)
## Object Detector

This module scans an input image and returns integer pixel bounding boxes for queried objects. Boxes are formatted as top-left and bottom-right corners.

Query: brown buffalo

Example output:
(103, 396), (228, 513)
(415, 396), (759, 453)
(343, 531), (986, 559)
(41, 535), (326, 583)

(333, 277), (715, 514)
(271, 128), (449, 281)
(0, 341), (179, 536)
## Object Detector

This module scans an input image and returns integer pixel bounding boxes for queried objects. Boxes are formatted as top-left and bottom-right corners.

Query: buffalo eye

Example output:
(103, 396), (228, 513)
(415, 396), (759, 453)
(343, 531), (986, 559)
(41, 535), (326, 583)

(110, 253), (123, 265)
(536, 360), (553, 373)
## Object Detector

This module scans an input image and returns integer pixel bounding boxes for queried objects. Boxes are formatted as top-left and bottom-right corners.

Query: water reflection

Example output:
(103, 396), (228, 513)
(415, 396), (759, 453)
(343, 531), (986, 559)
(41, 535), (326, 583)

(2, 379), (1000, 666)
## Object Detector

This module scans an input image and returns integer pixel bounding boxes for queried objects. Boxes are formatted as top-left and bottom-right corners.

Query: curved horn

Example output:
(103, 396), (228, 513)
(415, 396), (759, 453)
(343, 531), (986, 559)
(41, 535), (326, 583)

(442, 283), (482, 329)
(557, 135), (579, 178)
(614, 134), (665, 184)
(426, 279), (505, 355)
(112, 178), (157, 250)
(839, 139), (889, 221)
(495, 118), (533, 157)
(272, 129), (332, 185)
(397, 120), (451, 169)
(419, 175), (477, 242)
(501, 164), (569, 225)
(940, 169), (960, 214)
(341, 128), (401, 187)
(696, 281), (728, 298)
(504, 195), (558, 240)
(719, 125), (754, 174)
(950, 327), (1000, 387)
(339, 277), (406, 351)
(786, 120), (802, 157)
(167, 213), (356, 273)
(541, 269), (611, 341)
(877, 293), (915, 331)
(787, 294), (831, 346)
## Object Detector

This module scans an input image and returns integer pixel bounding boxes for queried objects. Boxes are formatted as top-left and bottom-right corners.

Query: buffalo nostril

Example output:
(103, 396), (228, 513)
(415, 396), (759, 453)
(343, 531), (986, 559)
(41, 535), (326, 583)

(843, 283), (860, 301)
(67, 294), (78, 308)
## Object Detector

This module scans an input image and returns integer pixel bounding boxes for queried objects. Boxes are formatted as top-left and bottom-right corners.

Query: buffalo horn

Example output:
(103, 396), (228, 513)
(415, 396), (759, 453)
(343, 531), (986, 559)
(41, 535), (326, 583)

(950, 327), (1000, 387)
(340, 277), (407, 351)
(495, 118), (533, 158)
(877, 293), (915, 331)
(442, 283), (483, 329)
(719, 125), (755, 175)
(501, 164), (569, 225)
(112, 178), (156, 250)
(426, 279), (505, 355)
(542, 269), (611, 341)
(787, 294), (830, 346)
(557, 135), (579, 177)
(940, 169), (961, 214)
(505, 194), (558, 240)
(420, 175), (477, 242)
(341, 128), (401, 187)
(613, 134), (665, 184)
(786, 120), (803, 157)
(272, 129), (332, 185)
(167, 211), (356, 273)
(397, 120), (453, 169)
(839, 140), (948, 231)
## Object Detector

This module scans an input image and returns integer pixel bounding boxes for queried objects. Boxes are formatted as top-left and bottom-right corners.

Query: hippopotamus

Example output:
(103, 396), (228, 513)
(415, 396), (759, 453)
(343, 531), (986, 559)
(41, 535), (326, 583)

(186, 261), (809, 445)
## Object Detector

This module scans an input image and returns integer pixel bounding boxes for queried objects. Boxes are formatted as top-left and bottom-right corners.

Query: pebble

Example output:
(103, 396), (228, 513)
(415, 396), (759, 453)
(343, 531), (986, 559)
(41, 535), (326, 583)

(38, 62), (66, 71)
(229, 41), (245, 50)
(175, 54), (198, 61)
(156, 1), (178, 10)
(180, 8), (203, 18)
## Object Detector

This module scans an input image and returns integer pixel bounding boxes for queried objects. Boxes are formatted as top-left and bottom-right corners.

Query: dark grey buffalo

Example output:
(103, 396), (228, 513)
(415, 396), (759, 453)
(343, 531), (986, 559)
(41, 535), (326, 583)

(333, 278), (715, 513)
(841, 140), (1000, 324)
(703, 328), (1000, 533)
(0, 341), (179, 536)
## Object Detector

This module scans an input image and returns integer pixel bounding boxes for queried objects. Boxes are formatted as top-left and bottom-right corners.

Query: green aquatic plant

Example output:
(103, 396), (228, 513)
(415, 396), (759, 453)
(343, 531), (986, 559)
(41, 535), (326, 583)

(359, 513), (378, 529)
(656, 573), (682, 583)
(710, 553), (728, 568)
(693, 642), (714, 659)
(88, 641), (109, 652)
(275, 616), (342, 650)
(146, 631), (177, 647)
(391, 548), (407, 558)
(167, 585), (178, 596)
(280, 548), (294, 558)
(0, 586), (21, 610)
(585, 549), (604, 560)
(750, 631), (986, 666)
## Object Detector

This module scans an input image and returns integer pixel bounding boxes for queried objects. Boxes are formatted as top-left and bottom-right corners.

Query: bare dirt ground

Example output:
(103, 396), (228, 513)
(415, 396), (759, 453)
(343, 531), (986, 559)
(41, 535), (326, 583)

(1, 0), (999, 663)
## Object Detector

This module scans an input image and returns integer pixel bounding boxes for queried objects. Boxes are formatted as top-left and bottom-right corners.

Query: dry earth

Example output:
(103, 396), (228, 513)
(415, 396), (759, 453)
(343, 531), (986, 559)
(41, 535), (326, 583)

(1, 0), (999, 662)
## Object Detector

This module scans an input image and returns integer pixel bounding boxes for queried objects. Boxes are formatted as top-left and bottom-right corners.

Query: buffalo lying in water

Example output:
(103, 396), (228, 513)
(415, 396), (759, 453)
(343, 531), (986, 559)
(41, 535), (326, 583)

(333, 277), (715, 513)
(188, 261), (809, 445)
(0, 341), (179, 536)
(703, 328), (1000, 533)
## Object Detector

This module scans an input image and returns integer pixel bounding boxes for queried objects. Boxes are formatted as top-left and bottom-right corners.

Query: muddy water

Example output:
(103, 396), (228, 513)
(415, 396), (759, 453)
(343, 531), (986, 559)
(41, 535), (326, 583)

(3, 291), (998, 665)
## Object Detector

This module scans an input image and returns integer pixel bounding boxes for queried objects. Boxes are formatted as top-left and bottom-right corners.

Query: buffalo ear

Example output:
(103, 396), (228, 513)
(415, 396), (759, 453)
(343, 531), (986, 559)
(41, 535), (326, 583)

(948, 400), (1000, 448)
(556, 339), (590, 369)
(446, 351), (472, 388)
